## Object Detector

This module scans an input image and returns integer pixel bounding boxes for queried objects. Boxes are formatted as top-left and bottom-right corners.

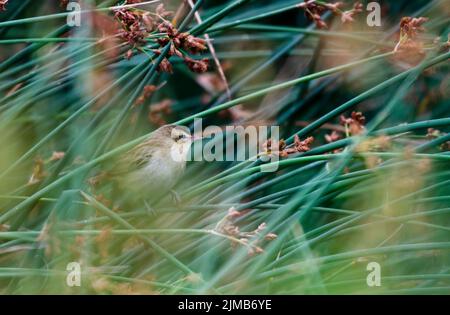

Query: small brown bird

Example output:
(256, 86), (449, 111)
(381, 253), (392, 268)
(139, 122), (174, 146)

(107, 125), (195, 207)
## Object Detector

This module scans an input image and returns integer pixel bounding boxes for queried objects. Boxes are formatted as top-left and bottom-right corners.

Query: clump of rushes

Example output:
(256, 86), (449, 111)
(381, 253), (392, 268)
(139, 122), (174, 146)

(297, 1), (363, 29)
(263, 135), (314, 157)
(215, 208), (277, 256)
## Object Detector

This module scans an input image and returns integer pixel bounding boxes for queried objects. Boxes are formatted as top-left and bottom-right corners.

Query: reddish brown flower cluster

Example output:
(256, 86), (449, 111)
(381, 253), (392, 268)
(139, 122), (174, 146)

(297, 0), (336, 29)
(154, 22), (209, 73)
(157, 22), (207, 53)
(135, 84), (157, 106)
(215, 208), (277, 256)
(399, 17), (428, 40)
(262, 138), (285, 156)
(184, 57), (209, 73)
(148, 99), (172, 126)
(325, 130), (342, 143)
(324, 130), (343, 153)
(297, 1), (363, 29)
(263, 135), (314, 157)
(393, 17), (428, 65)
(154, 52), (174, 73)
(114, 4), (173, 59)
(114, 10), (148, 56)
(340, 2), (363, 24)
(340, 111), (366, 135)
(0, 0), (8, 11)
(291, 135), (315, 153)
(321, 112), (367, 153)
(114, 4), (209, 72)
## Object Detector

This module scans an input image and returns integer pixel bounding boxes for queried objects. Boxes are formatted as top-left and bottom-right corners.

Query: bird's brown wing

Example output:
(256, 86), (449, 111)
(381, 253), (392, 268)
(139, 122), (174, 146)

(108, 140), (156, 178)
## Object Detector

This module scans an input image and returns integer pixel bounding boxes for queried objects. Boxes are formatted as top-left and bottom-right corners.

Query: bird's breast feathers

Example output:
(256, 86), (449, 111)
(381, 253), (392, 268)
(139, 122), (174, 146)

(123, 148), (186, 194)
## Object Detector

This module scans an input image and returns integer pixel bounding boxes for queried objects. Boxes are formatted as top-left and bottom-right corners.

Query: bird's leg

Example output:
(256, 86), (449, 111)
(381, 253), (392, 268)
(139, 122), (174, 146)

(170, 189), (182, 207)
(143, 199), (156, 216)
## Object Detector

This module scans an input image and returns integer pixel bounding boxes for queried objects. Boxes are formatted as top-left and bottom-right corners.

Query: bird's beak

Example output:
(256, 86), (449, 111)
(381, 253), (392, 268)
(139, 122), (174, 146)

(190, 135), (203, 141)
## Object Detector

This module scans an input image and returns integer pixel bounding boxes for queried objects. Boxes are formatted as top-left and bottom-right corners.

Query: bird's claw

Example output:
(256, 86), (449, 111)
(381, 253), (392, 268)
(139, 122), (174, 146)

(144, 200), (156, 216)
(170, 190), (182, 207)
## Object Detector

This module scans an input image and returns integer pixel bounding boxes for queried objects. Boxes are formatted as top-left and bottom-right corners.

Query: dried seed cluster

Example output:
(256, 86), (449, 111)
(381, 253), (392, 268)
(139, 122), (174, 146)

(399, 17), (428, 40)
(340, 111), (366, 136)
(215, 208), (277, 256)
(263, 135), (314, 157)
(114, 3), (173, 59)
(135, 84), (158, 106)
(393, 16), (428, 65)
(114, 3), (209, 73)
(297, 1), (363, 29)
(154, 21), (209, 73)
(324, 130), (342, 144)
(322, 111), (367, 152)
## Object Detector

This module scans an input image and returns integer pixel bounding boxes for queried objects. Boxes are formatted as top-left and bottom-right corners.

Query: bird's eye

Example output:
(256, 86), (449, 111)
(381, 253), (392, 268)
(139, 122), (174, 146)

(176, 134), (186, 141)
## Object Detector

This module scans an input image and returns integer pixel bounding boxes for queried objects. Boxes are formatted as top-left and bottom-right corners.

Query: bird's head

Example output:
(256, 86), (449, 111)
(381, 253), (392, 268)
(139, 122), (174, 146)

(153, 125), (199, 162)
